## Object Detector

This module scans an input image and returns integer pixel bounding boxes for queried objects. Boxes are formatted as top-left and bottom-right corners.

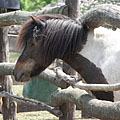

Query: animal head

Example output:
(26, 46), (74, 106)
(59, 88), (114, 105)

(14, 14), (88, 82)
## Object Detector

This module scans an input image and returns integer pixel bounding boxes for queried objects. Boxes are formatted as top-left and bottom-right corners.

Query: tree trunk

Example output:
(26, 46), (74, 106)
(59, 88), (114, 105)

(65, 0), (79, 18)
(59, 62), (76, 120)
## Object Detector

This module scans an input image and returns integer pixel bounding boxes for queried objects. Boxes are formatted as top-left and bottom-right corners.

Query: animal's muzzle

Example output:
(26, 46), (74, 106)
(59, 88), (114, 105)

(13, 67), (30, 82)
(13, 59), (36, 82)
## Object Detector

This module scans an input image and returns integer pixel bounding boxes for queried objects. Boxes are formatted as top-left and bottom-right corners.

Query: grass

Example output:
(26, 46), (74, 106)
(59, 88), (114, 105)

(9, 52), (20, 62)
(13, 85), (24, 97)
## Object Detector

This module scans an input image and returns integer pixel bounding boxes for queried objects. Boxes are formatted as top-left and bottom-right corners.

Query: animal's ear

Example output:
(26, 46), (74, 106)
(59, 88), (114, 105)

(30, 15), (46, 28)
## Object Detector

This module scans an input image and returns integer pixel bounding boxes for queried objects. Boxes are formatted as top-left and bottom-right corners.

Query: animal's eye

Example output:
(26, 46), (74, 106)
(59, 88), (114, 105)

(28, 42), (34, 47)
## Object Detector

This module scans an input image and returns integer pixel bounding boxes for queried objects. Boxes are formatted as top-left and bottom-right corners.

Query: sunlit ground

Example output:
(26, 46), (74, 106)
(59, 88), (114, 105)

(0, 111), (83, 120)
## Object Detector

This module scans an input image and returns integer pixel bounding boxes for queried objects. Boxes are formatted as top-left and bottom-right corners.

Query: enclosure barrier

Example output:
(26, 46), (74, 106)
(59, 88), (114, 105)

(0, 1), (120, 119)
(1, 63), (120, 91)
(0, 91), (62, 117)
(0, 63), (120, 119)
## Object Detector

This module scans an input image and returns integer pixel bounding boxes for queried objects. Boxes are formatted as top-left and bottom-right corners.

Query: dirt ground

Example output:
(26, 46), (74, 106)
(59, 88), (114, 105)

(0, 111), (100, 120)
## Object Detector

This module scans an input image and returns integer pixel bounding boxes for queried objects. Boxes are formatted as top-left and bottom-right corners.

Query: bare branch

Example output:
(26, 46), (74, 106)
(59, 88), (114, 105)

(0, 5), (67, 27)
(80, 4), (120, 29)
(39, 69), (68, 88)
(0, 4), (119, 29)
(51, 87), (120, 120)
(1, 63), (120, 91)
(0, 63), (67, 88)
(0, 62), (15, 75)
(0, 91), (62, 117)
(55, 67), (120, 91)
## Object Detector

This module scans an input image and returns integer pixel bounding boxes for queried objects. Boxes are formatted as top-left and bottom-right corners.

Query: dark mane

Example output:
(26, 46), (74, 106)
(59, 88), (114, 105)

(17, 14), (89, 64)
(17, 14), (69, 50)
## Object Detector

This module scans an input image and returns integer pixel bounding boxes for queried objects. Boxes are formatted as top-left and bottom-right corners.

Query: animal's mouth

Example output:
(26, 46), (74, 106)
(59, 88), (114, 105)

(14, 59), (36, 82)
(19, 73), (30, 82)
(14, 60), (46, 82)
(14, 71), (31, 82)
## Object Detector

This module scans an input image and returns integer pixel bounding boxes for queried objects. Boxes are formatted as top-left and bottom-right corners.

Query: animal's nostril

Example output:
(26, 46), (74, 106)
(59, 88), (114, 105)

(13, 69), (15, 76)
(19, 72), (25, 81)
(13, 70), (25, 82)
(13, 69), (17, 80)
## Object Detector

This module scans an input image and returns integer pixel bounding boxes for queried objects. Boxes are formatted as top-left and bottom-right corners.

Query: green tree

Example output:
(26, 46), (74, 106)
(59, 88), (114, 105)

(20, 0), (57, 11)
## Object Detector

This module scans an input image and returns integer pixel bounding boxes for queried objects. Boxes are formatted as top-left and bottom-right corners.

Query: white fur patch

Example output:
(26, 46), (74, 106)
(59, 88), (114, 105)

(80, 27), (120, 101)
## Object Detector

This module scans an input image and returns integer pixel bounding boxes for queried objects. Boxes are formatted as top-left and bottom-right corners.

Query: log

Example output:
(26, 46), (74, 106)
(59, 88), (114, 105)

(1, 63), (120, 119)
(0, 63), (15, 75)
(0, 63), (68, 88)
(0, 4), (119, 29)
(0, 91), (62, 117)
(0, 63), (118, 91)
(80, 4), (120, 29)
(55, 67), (120, 91)
(51, 86), (120, 120)
(0, 63), (120, 92)
(40, 68), (67, 88)
(0, 5), (67, 27)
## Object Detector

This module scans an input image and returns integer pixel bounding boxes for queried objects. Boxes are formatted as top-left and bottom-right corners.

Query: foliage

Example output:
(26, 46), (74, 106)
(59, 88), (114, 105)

(20, 0), (57, 11)
(20, 0), (120, 13)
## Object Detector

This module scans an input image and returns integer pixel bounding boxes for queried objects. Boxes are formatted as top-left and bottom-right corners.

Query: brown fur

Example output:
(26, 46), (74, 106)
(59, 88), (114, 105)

(17, 14), (89, 65)
(14, 14), (114, 102)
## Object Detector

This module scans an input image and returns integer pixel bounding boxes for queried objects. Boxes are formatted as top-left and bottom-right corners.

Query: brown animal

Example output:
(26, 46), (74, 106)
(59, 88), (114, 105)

(14, 14), (114, 102)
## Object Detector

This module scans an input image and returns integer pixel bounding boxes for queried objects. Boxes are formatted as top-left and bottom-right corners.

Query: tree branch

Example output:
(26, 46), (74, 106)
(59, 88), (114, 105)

(80, 4), (120, 29)
(0, 4), (119, 29)
(51, 87), (120, 120)
(55, 67), (120, 91)
(1, 63), (120, 92)
(0, 91), (62, 117)
(0, 62), (15, 75)
(40, 69), (68, 88)
(1, 63), (120, 119)
(0, 63), (67, 88)
(0, 5), (67, 27)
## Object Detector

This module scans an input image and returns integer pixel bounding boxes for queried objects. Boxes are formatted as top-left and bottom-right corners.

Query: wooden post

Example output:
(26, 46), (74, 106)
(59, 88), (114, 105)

(59, 63), (76, 120)
(0, 8), (17, 120)
(65, 0), (79, 18)
(59, 0), (79, 120)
